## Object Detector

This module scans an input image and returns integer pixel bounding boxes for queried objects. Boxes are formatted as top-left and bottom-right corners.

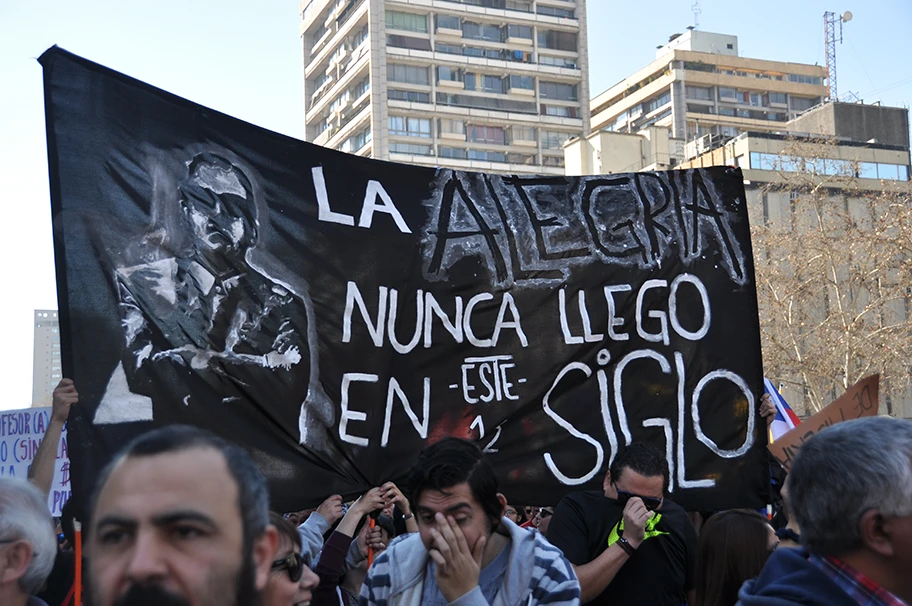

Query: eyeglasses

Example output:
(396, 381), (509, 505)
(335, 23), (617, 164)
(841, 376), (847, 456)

(505, 509), (517, 516)
(613, 484), (662, 511)
(536, 509), (554, 519)
(271, 552), (305, 583)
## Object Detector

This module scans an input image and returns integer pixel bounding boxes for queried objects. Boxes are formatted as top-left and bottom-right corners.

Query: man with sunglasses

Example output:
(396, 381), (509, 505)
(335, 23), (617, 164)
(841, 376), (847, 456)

(548, 442), (697, 605)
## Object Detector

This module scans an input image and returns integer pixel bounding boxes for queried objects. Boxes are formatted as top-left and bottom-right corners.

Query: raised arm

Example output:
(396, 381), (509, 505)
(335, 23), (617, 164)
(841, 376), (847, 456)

(28, 379), (77, 497)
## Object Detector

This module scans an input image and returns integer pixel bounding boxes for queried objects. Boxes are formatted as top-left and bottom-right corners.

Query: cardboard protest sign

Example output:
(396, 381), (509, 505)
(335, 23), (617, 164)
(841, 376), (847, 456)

(42, 47), (768, 512)
(0, 407), (71, 515)
(768, 375), (879, 471)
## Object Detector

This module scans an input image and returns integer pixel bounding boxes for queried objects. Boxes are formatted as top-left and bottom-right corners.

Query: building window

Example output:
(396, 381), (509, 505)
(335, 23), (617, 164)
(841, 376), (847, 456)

(539, 55), (577, 69)
(436, 92), (537, 114)
(687, 104), (715, 114)
(467, 149), (507, 163)
(338, 127), (372, 153)
(685, 85), (713, 101)
(439, 119), (465, 135)
(436, 14), (461, 30)
(508, 75), (534, 91)
(537, 5), (575, 18)
(537, 30), (577, 52)
(769, 92), (787, 105)
(505, 0), (532, 11)
(436, 42), (463, 55)
(788, 74), (823, 85)
(389, 89), (430, 103)
(507, 152), (536, 164)
(462, 21), (503, 42)
(388, 64), (430, 85)
(352, 24), (369, 47)
(465, 73), (506, 94)
(542, 155), (565, 167)
(506, 24), (533, 39)
(389, 116), (431, 137)
(439, 146), (468, 159)
(437, 66), (463, 83)
(541, 104), (579, 118)
(386, 10), (428, 33)
(352, 77), (370, 98)
(466, 124), (507, 145)
(540, 81), (577, 101)
(642, 91), (670, 114)
(390, 142), (433, 155)
(718, 107), (736, 117)
(512, 125), (536, 141)
(790, 96), (819, 111)
(386, 35), (432, 51)
(719, 87), (737, 101)
(541, 130), (571, 149)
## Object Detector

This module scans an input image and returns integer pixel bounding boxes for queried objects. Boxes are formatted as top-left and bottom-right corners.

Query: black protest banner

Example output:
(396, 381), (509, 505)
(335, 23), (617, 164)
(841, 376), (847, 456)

(42, 47), (767, 513)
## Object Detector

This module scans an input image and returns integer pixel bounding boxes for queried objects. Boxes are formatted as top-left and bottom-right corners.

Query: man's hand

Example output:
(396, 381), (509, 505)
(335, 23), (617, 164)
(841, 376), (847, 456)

(380, 481), (410, 516)
(759, 392), (776, 430)
(365, 525), (387, 555)
(316, 494), (344, 525)
(51, 379), (78, 424)
(351, 487), (387, 517)
(621, 497), (652, 549)
(428, 513), (485, 602)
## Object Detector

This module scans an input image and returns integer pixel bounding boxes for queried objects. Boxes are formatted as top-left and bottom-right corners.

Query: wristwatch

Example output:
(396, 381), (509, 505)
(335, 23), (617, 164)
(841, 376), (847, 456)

(402, 512), (414, 520)
(617, 536), (637, 556)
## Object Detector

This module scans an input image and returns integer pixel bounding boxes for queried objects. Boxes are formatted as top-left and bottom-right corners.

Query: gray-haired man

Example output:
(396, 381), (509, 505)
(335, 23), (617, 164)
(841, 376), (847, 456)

(0, 478), (57, 606)
(738, 416), (912, 605)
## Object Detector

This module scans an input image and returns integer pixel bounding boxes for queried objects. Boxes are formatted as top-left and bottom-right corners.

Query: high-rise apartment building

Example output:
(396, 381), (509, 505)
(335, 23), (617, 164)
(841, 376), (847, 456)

(32, 310), (61, 408)
(568, 29), (828, 174)
(301, 0), (589, 175)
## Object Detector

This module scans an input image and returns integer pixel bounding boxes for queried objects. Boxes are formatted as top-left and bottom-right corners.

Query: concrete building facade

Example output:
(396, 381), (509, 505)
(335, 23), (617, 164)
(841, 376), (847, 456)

(301, 0), (589, 175)
(569, 29), (828, 174)
(32, 310), (61, 408)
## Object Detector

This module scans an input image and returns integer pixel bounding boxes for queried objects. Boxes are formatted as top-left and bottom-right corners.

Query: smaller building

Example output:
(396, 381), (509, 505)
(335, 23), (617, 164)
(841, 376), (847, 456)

(32, 310), (61, 408)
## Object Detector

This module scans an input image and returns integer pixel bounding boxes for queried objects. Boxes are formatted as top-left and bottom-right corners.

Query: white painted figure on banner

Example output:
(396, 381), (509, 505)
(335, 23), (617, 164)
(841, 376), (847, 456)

(94, 152), (334, 452)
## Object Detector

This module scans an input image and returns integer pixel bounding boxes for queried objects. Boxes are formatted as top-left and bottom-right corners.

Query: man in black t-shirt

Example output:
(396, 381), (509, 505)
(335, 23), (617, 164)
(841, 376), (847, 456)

(547, 443), (698, 605)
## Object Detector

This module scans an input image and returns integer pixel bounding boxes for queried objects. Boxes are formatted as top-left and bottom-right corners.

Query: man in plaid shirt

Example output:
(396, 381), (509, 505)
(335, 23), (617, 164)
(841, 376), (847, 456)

(738, 416), (912, 606)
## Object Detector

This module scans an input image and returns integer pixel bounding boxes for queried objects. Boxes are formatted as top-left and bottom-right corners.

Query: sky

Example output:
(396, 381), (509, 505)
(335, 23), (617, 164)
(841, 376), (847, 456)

(0, 0), (909, 411)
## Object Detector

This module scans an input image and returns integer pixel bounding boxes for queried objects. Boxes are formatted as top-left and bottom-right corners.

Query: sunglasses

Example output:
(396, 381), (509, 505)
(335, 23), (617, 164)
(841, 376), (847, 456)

(537, 509), (554, 519)
(271, 552), (305, 583)
(614, 485), (662, 511)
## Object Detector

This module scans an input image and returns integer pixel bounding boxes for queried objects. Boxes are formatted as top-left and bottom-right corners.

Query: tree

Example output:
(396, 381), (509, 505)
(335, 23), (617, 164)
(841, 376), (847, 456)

(750, 137), (912, 416)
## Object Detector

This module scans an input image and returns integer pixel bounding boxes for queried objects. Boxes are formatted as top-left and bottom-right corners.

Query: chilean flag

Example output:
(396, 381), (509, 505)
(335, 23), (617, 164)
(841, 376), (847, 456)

(764, 378), (801, 442)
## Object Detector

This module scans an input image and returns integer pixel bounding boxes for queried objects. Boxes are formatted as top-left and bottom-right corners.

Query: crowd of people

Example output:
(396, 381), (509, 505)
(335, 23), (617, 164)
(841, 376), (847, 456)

(1, 378), (910, 606)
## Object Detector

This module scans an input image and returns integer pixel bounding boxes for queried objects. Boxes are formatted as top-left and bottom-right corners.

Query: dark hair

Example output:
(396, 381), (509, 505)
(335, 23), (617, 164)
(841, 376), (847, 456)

(406, 437), (502, 530)
(269, 511), (302, 552)
(694, 509), (773, 606)
(89, 425), (270, 557)
(609, 442), (668, 491)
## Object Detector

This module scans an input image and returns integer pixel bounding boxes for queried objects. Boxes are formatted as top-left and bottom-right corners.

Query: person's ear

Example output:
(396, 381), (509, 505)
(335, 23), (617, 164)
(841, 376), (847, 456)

(252, 525), (279, 591)
(495, 493), (508, 518)
(603, 471), (613, 495)
(859, 510), (894, 557)
(0, 540), (33, 585)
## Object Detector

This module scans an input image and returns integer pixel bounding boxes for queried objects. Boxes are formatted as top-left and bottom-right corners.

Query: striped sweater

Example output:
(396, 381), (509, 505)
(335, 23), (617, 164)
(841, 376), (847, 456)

(360, 518), (580, 606)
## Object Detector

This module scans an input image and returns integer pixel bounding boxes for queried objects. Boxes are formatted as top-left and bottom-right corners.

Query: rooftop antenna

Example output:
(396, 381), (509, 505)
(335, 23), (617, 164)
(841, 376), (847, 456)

(824, 10), (853, 102)
(692, 0), (701, 30)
